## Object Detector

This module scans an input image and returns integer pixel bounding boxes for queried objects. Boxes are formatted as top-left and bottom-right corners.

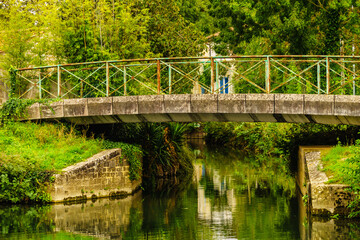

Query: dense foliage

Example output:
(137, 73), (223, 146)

(0, 0), (206, 71)
(1, 0), (359, 72)
(204, 122), (360, 169)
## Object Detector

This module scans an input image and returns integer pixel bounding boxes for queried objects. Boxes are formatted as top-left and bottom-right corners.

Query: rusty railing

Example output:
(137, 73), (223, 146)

(12, 55), (360, 99)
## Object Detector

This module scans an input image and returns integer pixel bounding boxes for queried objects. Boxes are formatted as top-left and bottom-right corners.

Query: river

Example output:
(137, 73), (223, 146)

(1, 141), (360, 239)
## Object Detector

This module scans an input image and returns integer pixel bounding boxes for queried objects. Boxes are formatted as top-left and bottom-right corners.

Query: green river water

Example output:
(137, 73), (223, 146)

(1, 141), (360, 239)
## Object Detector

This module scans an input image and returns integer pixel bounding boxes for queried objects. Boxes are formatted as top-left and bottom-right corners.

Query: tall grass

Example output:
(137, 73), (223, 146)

(0, 122), (103, 170)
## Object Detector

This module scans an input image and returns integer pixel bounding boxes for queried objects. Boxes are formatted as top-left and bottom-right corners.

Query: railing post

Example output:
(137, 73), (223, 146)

(57, 66), (61, 98)
(353, 61), (356, 95)
(216, 60), (219, 93)
(211, 58), (214, 94)
(340, 40), (345, 90)
(265, 56), (271, 93)
(317, 62), (321, 94)
(326, 57), (330, 94)
(157, 59), (161, 94)
(124, 66), (127, 96)
(106, 62), (109, 97)
(168, 64), (172, 94)
(39, 71), (42, 99)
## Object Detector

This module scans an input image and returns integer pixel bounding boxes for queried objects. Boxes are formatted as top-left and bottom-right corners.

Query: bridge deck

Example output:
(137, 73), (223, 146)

(26, 94), (360, 125)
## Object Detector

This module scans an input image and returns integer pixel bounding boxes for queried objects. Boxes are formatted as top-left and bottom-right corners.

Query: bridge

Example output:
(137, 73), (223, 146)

(11, 55), (360, 125)
(26, 94), (360, 125)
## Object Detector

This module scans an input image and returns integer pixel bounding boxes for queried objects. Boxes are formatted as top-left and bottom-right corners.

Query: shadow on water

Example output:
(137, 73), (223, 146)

(2, 141), (360, 239)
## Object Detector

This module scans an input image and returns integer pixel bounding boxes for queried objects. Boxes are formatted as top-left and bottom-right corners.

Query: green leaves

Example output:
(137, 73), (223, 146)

(205, 0), (360, 55)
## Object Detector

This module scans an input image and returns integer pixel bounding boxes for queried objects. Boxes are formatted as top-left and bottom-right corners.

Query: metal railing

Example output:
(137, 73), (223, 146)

(12, 55), (360, 99)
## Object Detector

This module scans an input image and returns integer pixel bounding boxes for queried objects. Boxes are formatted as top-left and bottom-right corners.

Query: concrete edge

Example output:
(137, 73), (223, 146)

(297, 146), (354, 216)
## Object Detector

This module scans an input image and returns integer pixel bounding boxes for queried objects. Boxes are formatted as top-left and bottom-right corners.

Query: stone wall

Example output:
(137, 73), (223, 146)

(297, 146), (354, 216)
(50, 149), (141, 203)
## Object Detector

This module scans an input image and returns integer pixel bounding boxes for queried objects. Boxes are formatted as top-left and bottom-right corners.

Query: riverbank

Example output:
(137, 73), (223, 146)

(0, 121), (142, 203)
(297, 146), (354, 216)
(0, 120), (194, 203)
(320, 144), (360, 217)
(204, 122), (360, 160)
(0, 144), (302, 239)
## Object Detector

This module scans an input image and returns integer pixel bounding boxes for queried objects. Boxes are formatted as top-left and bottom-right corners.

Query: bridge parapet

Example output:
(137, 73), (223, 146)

(26, 94), (360, 125)
(12, 55), (360, 99)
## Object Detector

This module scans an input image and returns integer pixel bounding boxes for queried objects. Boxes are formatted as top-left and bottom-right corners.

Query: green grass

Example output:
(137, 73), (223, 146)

(321, 145), (356, 184)
(321, 144), (360, 217)
(0, 121), (142, 203)
(0, 122), (104, 171)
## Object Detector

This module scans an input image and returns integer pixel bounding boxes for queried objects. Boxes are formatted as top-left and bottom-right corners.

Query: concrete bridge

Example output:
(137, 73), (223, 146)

(26, 93), (360, 125)
(11, 55), (360, 125)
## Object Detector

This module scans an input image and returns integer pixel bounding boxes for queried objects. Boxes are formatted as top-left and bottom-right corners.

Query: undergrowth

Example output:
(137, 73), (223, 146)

(204, 122), (360, 171)
(86, 122), (194, 183)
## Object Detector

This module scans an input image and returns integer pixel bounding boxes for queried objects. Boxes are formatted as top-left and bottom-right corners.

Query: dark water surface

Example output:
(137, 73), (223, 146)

(1, 143), (360, 239)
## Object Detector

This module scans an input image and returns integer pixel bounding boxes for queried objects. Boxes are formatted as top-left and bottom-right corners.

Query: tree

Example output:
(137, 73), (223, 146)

(145, 0), (206, 57)
(207, 0), (360, 55)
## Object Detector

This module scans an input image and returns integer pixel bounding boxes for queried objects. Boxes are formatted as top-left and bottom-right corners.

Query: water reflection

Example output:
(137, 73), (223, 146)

(298, 193), (360, 240)
(0, 192), (143, 240)
(49, 191), (143, 239)
(2, 144), (360, 239)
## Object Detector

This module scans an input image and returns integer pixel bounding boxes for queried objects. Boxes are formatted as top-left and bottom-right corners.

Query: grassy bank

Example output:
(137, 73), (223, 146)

(0, 121), (142, 203)
(321, 143), (360, 217)
(0, 98), (193, 202)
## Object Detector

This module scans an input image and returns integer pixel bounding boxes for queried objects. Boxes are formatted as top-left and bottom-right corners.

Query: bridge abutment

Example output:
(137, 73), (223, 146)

(49, 148), (141, 203)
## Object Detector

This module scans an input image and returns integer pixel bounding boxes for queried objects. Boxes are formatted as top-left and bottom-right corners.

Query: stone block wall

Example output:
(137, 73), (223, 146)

(50, 148), (141, 202)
